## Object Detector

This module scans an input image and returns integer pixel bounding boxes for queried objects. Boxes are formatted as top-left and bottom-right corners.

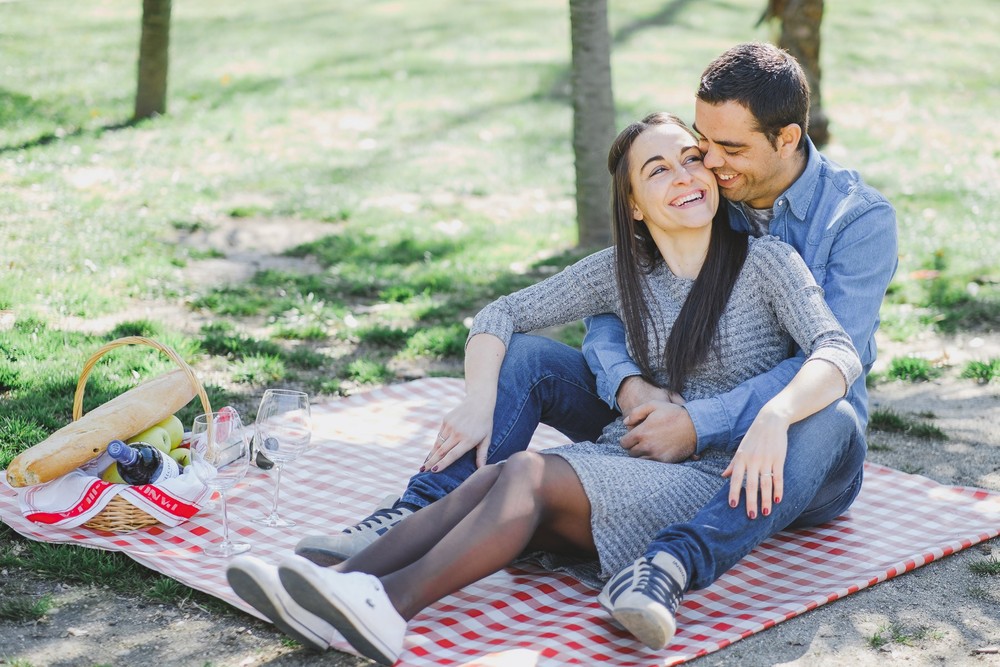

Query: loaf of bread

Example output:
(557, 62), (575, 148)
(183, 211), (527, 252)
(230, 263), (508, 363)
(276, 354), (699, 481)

(5, 369), (198, 487)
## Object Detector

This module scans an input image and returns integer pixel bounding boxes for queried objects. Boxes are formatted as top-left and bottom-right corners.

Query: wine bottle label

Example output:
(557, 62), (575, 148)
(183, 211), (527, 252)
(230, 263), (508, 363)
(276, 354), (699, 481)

(156, 455), (181, 482)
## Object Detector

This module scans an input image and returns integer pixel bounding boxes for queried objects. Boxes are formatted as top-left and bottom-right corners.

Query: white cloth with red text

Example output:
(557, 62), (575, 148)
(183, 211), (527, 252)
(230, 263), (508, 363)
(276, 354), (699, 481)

(12, 451), (209, 528)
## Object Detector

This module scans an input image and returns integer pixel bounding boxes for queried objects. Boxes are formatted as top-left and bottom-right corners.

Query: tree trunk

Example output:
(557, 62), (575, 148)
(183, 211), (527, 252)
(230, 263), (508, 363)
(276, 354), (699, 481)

(762, 0), (829, 146)
(568, 0), (615, 249)
(134, 0), (172, 120)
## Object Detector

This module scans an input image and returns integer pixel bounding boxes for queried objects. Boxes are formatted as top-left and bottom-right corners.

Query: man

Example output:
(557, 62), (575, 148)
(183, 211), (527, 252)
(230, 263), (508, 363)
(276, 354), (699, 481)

(586, 42), (896, 648)
(294, 42), (897, 648)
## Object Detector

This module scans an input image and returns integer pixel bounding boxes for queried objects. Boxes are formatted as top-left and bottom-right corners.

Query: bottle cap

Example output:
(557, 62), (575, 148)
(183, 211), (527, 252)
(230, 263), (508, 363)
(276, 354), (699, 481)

(106, 439), (138, 465)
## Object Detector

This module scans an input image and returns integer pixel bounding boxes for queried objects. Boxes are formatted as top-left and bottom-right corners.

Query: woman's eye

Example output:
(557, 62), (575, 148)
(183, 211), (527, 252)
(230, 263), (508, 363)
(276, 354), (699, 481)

(650, 166), (668, 176)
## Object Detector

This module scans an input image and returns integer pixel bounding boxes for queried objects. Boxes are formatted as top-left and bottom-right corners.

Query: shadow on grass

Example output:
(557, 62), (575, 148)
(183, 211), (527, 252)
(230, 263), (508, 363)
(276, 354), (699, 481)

(0, 119), (142, 154)
(885, 252), (1000, 335)
(0, 85), (139, 153)
(186, 222), (594, 397)
(195, 227), (591, 327)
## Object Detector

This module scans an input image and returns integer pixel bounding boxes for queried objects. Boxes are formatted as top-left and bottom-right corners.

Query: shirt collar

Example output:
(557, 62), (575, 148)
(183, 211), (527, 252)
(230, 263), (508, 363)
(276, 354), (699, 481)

(779, 136), (822, 221)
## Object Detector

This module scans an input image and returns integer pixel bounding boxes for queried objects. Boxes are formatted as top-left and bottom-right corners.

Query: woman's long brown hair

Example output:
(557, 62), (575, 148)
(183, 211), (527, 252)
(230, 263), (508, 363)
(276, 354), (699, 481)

(608, 112), (749, 394)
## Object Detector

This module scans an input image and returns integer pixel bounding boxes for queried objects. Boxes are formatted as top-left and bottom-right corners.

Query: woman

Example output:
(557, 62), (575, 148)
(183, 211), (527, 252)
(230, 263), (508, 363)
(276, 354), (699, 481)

(226, 113), (860, 664)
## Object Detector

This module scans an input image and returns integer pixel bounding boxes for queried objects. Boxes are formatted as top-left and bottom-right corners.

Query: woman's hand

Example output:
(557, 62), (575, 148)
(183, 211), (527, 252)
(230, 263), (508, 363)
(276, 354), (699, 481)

(422, 397), (494, 473)
(721, 409), (789, 520)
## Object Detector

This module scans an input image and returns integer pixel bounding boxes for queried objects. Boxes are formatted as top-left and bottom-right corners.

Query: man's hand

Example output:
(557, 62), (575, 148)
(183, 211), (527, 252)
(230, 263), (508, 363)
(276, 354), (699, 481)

(616, 376), (670, 414)
(619, 400), (697, 463)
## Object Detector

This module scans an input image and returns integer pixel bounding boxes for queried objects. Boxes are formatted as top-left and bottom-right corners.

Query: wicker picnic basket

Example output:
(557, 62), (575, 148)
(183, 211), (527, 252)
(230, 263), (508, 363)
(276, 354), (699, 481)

(75, 336), (212, 532)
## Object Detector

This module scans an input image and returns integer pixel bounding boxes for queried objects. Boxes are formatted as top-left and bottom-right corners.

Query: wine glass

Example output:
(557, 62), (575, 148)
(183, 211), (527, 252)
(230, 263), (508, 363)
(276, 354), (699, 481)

(191, 409), (252, 558)
(252, 389), (312, 527)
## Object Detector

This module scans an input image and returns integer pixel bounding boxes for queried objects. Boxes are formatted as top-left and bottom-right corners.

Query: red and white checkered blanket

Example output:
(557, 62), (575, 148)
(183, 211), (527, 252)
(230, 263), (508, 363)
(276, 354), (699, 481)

(2, 378), (999, 666)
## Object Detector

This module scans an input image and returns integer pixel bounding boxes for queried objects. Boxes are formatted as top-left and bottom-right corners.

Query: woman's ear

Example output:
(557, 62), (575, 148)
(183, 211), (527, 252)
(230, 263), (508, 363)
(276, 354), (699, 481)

(630, 199), (644, 221)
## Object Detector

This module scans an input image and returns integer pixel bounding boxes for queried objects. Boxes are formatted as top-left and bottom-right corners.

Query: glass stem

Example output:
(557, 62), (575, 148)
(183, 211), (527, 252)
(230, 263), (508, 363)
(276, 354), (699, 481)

(219, 489), (231, 547)
(268, 463), (284, 517)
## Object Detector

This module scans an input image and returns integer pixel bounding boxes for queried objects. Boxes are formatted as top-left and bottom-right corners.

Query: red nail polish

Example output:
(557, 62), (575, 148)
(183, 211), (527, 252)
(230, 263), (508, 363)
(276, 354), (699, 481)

(762, 507), (770, 516)
(748, 511), (756, 520)
(431, 465), (439, 473)
(419, 466), (425, 472)
(774, 496), (781, 503)
(729, 499), (737, 508)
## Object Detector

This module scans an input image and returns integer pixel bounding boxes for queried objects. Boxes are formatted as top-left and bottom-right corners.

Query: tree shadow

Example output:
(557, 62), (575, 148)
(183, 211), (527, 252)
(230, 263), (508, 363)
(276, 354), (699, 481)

(0, 84), (142, 153)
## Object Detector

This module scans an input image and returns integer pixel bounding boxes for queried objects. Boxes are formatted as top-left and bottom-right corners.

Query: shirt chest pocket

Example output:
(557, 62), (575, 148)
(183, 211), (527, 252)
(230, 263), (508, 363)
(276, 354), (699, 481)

(803, 231), (836, 286)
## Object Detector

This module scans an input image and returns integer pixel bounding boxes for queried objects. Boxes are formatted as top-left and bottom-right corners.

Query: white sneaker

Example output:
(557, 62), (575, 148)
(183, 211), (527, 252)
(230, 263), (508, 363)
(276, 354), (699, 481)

(295, 494), (413, 566)
(225, 555), (337, 652)
(279, 555), (406, 666)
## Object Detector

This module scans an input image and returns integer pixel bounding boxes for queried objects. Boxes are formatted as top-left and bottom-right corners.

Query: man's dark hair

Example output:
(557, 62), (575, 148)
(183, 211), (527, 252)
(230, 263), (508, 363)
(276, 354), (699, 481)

(698, 42), (810, 151)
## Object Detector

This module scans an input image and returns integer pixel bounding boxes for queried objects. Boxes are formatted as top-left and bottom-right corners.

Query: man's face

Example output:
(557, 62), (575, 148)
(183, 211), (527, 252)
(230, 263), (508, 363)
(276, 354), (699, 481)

(693, 99), (787, 209)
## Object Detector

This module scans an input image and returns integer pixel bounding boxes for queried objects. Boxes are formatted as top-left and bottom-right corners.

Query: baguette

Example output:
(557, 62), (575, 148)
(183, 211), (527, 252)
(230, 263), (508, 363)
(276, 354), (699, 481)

(5, 369), (198, 487)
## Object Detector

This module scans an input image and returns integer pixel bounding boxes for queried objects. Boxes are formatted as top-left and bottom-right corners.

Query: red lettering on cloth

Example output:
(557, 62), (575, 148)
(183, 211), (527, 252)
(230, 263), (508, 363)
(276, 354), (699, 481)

(24, 479), (113, 524)
(133, 484), (198, 518)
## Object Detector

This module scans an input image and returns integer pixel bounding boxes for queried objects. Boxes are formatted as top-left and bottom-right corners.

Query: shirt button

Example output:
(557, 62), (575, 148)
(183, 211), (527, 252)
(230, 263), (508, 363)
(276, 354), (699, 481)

(777, 200), (785, 206)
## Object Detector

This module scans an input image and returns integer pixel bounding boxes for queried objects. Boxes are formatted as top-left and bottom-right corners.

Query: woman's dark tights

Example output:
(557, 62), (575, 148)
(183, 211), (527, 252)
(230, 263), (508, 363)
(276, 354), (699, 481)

(336, 451), (595, 621)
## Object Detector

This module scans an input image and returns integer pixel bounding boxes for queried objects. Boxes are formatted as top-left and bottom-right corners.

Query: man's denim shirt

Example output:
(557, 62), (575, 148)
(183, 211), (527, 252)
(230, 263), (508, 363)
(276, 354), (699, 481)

(583, 138), (899, 454)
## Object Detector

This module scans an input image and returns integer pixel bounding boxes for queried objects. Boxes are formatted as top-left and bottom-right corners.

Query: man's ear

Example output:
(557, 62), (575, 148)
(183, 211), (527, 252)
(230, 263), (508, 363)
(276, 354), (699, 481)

(777, 123), (802, 158)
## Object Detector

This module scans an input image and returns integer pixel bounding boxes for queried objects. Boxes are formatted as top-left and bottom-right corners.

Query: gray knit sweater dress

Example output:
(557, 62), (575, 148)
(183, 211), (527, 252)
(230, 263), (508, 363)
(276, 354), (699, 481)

(468, 235), (862, 588)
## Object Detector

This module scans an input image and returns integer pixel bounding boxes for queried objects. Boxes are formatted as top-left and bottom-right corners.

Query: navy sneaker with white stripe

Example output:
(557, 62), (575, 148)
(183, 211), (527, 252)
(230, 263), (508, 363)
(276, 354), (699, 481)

(295, 495), (413, 566)
(598, 552), (687, 650)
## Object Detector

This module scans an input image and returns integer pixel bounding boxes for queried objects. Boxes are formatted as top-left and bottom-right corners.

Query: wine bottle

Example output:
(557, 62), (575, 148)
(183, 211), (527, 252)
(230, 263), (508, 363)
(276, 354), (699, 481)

(106, 439), (181, 485)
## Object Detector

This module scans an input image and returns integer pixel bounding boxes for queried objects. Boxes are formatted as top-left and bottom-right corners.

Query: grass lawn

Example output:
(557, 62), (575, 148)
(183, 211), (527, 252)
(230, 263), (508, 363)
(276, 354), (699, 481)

(1, 0), (998, 625)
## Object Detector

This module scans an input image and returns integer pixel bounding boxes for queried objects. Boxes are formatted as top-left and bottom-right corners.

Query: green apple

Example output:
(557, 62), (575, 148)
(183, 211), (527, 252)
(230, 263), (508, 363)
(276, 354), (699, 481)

(169, 447), (192, 467)
(101, 464), (126, 484)
(155, 414), (185, 450)
(127, 425), (172, 455)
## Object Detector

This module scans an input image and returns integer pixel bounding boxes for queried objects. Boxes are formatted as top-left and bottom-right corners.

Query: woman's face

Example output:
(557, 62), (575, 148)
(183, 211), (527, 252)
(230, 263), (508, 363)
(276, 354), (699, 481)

(627, 123), (719, 235)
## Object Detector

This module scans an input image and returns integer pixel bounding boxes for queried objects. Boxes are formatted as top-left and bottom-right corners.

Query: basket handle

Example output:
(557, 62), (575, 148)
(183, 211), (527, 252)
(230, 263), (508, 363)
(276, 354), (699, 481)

(72, 336), (213, 426)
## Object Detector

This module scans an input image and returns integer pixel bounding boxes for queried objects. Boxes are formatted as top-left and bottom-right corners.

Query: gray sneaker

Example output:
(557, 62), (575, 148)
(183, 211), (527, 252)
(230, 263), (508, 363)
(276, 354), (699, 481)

(295, 495), (413, 566)
(601, 552), (687, 650)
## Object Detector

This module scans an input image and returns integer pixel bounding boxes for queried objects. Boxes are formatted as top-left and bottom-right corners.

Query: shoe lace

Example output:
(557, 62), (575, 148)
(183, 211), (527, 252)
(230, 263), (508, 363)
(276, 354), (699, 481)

(346, 507), (409, 534)
(634, 559), (683, 612)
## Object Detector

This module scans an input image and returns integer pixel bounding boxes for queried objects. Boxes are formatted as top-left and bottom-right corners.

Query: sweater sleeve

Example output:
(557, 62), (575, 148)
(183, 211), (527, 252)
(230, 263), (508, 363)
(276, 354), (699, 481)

(752, 237), (862, 389)
(468, 247), (620, 349)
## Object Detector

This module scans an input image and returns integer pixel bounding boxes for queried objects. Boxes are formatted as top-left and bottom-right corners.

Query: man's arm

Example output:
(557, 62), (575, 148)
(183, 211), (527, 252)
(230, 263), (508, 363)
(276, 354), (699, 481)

(582, 315), (698, 461)
(581, 314), (647, 411)
(687, 201), (898, 452)
(583, 202), (897, 458)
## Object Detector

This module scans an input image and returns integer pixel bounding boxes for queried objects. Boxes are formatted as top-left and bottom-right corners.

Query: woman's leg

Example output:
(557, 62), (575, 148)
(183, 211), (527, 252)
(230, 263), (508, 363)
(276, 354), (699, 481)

(335, 463), (506, 577)
(374, 451), (594, 621)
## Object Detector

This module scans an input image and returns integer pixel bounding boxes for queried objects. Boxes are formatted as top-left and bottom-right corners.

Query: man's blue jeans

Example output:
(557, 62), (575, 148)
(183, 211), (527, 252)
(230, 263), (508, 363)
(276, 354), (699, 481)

(399, 334), (618, 508)
(398, 334), (868, 593)
(646, 398), (867, 591)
